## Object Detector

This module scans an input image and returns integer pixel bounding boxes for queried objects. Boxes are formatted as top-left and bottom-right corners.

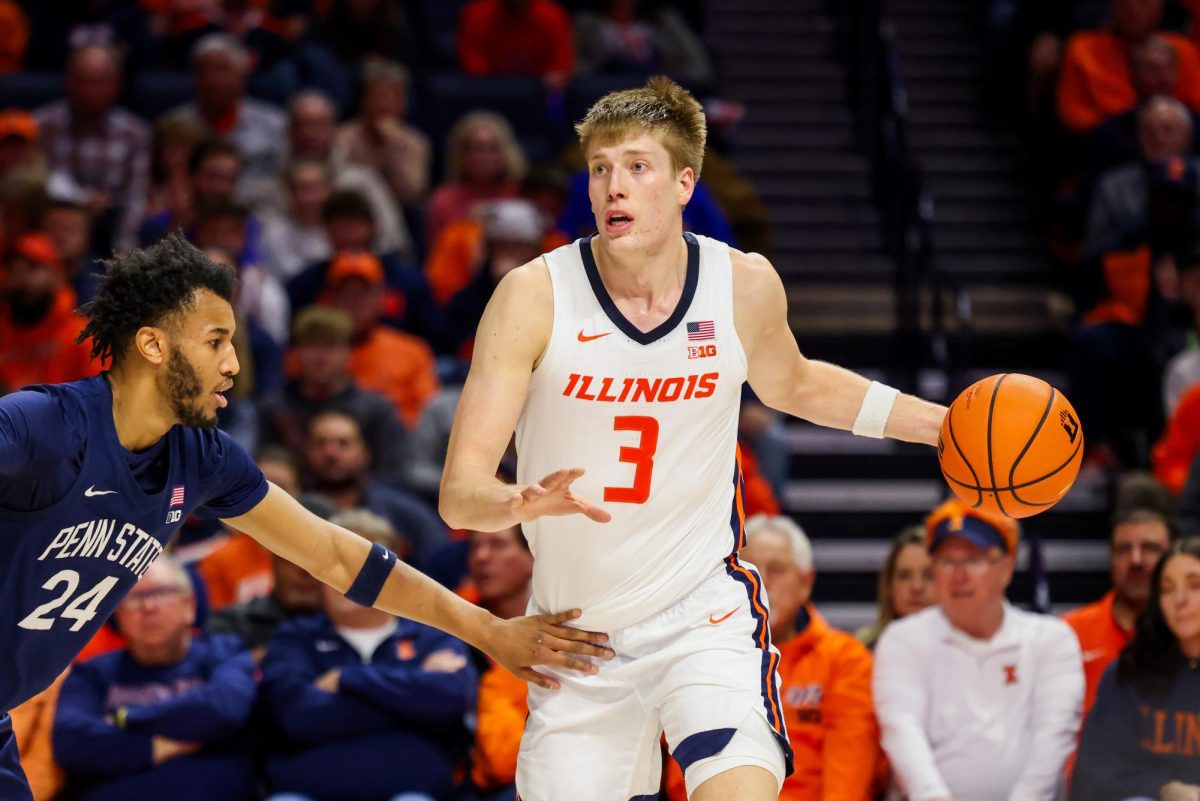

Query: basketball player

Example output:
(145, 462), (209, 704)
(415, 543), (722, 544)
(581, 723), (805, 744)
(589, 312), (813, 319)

(439, 77), (948, 801)
(0, 234), (610, 801)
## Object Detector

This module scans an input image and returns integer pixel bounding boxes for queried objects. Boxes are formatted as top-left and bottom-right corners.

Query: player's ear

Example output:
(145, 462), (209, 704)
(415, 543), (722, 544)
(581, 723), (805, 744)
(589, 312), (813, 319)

(677, 166), (695, 207)
(134, 325), (168, 366)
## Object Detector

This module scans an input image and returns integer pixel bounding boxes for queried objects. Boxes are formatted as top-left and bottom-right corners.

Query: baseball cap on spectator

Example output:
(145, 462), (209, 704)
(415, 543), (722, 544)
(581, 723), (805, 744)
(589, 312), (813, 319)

(0, 109), (36, 142)
(291, 305), (353, 346)
(484, 199), (543, 244)
(925, 498), (1019, 555)
(326, 251), (384, 286)
(13, 233), (63, 273)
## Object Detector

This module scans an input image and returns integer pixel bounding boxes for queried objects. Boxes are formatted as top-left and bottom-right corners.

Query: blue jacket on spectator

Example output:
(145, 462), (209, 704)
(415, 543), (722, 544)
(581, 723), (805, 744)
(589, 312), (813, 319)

(261, 612), (476, 800)
(53, 633), (258, 801)
(1071, 662), (1200, 801)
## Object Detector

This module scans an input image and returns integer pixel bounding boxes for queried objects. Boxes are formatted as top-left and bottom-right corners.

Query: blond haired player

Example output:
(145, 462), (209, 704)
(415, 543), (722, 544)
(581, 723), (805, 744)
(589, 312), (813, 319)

(440, 77), (947, 800)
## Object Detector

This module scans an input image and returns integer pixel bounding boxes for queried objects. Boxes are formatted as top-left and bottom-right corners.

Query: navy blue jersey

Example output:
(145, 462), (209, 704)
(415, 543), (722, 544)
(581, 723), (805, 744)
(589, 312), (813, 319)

(0, 376), (268, 712)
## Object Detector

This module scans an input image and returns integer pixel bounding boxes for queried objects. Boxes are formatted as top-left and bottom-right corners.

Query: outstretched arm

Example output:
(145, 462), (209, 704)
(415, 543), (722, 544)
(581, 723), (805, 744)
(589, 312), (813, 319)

(225, 485), (612, 689)
(733, 250), (945, 445)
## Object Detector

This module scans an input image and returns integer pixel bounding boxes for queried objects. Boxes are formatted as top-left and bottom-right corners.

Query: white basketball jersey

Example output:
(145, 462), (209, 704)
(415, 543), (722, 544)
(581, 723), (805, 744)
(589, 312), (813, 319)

(516, 233), (749, 631)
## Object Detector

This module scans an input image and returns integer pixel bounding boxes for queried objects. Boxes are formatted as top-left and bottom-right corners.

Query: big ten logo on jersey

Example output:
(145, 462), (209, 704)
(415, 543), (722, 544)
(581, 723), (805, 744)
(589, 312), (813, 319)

(165, 509), (183, 524)
(688, 344), (717, 360)
(785, 683), (824, 723)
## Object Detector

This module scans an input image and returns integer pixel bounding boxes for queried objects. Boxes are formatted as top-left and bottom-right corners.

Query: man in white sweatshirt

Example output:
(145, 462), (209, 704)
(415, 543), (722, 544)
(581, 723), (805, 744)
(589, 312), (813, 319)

(873, 499), (1083, 801)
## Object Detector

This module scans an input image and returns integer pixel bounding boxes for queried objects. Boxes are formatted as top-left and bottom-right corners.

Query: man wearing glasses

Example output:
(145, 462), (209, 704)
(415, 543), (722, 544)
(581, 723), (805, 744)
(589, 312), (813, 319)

(872, 500), (1084, 801)
(52, 556), (258, 801)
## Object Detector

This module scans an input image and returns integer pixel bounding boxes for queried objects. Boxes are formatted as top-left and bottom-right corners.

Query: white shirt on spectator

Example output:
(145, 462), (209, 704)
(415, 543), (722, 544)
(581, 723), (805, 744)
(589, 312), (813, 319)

(873, 604), (1083, 801)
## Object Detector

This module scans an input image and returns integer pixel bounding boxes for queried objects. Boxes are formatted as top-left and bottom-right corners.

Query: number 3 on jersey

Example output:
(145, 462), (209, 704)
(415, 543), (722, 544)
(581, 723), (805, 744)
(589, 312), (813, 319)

(604, 415), (659, 504)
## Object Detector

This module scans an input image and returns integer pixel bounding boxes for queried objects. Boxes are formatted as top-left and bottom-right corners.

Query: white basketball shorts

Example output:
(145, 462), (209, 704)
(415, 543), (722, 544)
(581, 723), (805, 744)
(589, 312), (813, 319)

(515, 560), (793, 801)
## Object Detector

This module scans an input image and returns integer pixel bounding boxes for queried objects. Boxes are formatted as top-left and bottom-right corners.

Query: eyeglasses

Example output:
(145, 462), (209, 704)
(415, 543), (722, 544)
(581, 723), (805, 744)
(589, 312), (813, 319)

(122, 586), (186, 611)
(931, 555), (1005, 576)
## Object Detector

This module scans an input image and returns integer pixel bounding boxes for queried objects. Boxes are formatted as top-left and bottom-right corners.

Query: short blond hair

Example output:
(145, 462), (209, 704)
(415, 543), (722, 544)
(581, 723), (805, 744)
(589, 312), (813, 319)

(575, 76), (707, 179)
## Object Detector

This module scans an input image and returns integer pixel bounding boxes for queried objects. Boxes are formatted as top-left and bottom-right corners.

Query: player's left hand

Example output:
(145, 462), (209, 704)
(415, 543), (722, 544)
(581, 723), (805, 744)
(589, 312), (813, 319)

(484, 609), (615, 690)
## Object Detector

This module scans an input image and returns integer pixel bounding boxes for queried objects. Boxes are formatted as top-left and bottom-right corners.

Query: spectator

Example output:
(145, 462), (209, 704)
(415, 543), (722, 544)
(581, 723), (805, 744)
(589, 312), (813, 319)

(260, 509), (475, 801)
(1154, 379), (1200, 493)
(206, 494), (329, 656)
(1085, 97), (1198, 261)
(712, 514), (881, 801)
(11, 672), (66, 801)
(259, 159), (334, 282)
(442, 199), (547, 354)
(856, 526), (935, 650)
(304, 409), (447, 566)
(139, 138), (253, 250)
(427, 111), (525, 244)
(335, 58), (431, 211)
(288, 190), (447, 350)
(458, 0), (574, 87)
(0, 108), (46, 187)
(1063, 507), (1174, 718)
(322, 251), (439, 428)
(874, 499), (1083, 801)
(0, 233), (97, 392)
(1085, 36), (1200, 178)
(252, 90), (412, 258)
(34, 45), (149, 253)
(199, 447), (303, 612)
(425, 169), (570, 306)
(43, 193), (103, 305)
(144, 118), (205, 223)
(468, 523), (534, 799)
(165, 33), (287, 190)
(52, 557), (258, 801)
(257, 305), (412, 485)
(1057, 0), (1200, 134)
(1070, 537), (1200, 800)
(0, 0), (27, 74)
(191, 197), (288, 343)
(574, 0), (713, 88)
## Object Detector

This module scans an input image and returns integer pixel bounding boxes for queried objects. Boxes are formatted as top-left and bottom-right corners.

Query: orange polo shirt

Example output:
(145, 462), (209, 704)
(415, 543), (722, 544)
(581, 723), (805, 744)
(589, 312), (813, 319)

(665, 606), (883, 801)
(471, 662), (528, 790)
(1057, 30), (1200, 133)
(12, 671), (65, 801)
(1153, 381), (1200, 494)
(1061, 590), (1134, 719)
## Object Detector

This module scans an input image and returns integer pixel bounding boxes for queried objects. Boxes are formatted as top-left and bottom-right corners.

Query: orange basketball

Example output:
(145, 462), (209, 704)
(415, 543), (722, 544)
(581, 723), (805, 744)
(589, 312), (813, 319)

(938, 373), (1084, 519)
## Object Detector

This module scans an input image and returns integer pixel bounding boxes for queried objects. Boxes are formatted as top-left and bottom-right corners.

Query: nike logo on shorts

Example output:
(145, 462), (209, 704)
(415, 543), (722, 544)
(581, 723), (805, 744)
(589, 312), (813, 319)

(708, 608), (738, 625)
(84, 485), (117, 497)
(577, 330), (611, 342)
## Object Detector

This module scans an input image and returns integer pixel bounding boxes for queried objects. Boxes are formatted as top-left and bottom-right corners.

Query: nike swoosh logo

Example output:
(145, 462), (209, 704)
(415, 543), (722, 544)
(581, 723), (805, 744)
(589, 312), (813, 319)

(577, 330), (611, 343)
(84, 486), (117, 497)
(708, 608), (738, 625)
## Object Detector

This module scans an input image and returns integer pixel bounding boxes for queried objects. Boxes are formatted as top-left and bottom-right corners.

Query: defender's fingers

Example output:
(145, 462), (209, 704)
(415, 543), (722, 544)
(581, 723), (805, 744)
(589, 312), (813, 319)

(518, 667), (560, 690)
(543, 632), (614, 660)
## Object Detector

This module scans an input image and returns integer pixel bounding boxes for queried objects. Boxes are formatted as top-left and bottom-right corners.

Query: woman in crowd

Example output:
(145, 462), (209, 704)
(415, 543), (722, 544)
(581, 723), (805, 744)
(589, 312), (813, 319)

(1071, 537), (1200, 801)
(426, 111), (525, 243)
(856, 526), (934, 650)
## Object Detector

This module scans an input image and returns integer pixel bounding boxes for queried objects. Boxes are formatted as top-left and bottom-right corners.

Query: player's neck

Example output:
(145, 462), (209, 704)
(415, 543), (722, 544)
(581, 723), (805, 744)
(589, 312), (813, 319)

(105, 369), (180, 452)
(591, 233), (687, 304)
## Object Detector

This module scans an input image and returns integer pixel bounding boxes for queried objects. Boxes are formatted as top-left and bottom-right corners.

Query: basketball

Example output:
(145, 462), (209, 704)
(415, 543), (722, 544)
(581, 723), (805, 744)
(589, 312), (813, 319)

(938, 373), (1084, 519)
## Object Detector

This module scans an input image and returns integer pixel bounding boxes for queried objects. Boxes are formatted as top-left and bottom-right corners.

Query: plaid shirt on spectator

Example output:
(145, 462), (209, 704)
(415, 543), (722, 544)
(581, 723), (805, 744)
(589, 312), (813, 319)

(34, 100), (150, 249)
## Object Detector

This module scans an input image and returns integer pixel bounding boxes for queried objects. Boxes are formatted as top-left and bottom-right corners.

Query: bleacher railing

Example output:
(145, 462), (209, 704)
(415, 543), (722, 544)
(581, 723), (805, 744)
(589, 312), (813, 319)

(836, 0), (972, 398)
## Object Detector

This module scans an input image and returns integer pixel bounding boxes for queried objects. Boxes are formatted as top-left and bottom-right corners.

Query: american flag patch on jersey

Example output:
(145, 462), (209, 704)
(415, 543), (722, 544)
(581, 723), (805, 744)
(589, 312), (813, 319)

(687, 321), (715, 341)
(169, 485), (186, 507)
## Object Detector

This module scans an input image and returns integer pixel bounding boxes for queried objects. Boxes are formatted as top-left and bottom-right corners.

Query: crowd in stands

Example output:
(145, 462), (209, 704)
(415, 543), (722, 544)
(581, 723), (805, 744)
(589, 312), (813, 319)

(3, 0), (1200, 800)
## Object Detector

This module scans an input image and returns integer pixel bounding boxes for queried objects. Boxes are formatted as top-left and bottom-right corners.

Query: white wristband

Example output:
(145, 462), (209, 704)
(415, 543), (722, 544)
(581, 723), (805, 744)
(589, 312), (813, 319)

(851, 381), (899, 438)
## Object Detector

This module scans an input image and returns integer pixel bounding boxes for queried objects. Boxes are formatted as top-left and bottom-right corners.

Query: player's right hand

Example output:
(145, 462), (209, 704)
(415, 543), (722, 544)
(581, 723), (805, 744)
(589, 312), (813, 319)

(509, 468), (611, 524)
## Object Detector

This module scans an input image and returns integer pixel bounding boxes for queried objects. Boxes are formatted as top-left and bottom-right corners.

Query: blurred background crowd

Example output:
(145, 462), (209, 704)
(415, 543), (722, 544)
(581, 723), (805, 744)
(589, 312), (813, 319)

(2, 0), (1200, 799)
